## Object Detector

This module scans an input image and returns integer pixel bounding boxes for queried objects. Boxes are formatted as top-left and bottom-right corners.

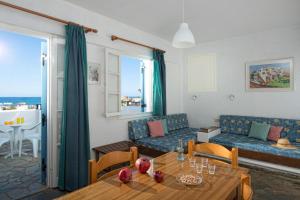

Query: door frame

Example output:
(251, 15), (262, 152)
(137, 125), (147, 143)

(0, 22), (57, 187)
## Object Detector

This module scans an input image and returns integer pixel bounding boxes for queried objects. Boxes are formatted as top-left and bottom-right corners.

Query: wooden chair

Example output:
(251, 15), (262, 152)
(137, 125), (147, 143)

(89, 146), (138, 184)
(188, 140), (238, 168)
(188, 140), (253, 199)
(241, 174), (253, 200)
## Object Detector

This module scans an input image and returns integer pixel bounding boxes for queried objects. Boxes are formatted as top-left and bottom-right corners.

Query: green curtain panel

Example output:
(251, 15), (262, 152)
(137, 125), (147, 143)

(58, 24), (90, 191)
(152, 50), (166, 116)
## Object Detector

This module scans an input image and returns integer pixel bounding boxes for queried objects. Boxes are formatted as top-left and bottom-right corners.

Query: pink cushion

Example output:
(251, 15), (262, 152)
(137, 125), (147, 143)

(267, 126), (283, 142)
(147, 121), (164, 137)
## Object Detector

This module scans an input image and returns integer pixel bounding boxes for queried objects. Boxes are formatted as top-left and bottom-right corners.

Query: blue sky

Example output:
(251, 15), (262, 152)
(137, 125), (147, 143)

(0, 29), (139, 97)
(121, 56), (141, 97)
(0, 30), (45, 97)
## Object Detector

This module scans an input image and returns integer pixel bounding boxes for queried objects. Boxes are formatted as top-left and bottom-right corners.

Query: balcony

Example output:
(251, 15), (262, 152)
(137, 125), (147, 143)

(0, 109), (45, 199)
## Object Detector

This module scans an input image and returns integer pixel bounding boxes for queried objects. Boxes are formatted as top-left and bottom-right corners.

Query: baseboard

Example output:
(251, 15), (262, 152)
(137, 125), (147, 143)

(239, 157), (300, 175)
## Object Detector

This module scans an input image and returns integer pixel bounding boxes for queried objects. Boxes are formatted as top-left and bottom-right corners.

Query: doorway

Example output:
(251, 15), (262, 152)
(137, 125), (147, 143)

(0, 28), (48, 199)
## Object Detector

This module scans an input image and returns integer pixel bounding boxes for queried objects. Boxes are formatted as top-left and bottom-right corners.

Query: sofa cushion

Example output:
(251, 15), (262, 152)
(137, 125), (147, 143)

(128, 114), (190, 140)
(267, 126), (283, 142)
(248, 122), (270, 141)
(209, 133), (300, 159)
(128, 116), (163, 140)
(161, 119), (169, 134)
(220, 115), (297, 140)
(292, 120), (300, 142)
(128, 118), (150, 140)
(166, 113), (189, 132)
(148, 121), (164, 137)
(135, 128), (198, 152)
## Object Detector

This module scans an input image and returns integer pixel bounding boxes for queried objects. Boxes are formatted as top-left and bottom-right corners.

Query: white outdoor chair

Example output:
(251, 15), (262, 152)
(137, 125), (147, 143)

(19, 122), (41, 158)
(0, 126), (14, 158)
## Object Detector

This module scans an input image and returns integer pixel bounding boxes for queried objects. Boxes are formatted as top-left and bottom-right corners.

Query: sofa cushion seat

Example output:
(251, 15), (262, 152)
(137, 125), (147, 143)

(135, 128), (198, 152)
(210, 133), (300, 159)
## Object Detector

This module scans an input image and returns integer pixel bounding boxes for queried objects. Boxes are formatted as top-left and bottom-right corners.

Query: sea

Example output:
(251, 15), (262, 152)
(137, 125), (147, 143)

(0, 97), (41, 106)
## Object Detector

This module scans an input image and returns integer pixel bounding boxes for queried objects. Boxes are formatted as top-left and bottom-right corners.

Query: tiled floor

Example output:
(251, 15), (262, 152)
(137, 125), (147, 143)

(249, 165), (300, 200)
(22, 189), (67, 200)
(0, 141), (46, 200)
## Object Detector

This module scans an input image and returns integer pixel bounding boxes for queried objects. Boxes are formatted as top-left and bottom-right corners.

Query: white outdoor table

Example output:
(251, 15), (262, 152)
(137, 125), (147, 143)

(4, 123), (28, 158)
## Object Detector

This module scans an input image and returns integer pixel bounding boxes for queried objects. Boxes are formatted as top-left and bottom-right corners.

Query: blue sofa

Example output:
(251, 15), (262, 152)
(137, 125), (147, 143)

(209, 115), (300, 161)
(128, 113), (199, 152)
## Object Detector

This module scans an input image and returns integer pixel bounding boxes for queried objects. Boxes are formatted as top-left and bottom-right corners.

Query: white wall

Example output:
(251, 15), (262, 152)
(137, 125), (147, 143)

(183, 27), (300, 128)
(0, 0), (183, 154)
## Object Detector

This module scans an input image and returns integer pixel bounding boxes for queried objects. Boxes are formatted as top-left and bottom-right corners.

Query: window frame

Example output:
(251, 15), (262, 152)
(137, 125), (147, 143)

(105, 48), (153, 118)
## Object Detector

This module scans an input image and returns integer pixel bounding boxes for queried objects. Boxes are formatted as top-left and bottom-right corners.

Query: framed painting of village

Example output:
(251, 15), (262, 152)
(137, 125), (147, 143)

(246, 58), (294, 92)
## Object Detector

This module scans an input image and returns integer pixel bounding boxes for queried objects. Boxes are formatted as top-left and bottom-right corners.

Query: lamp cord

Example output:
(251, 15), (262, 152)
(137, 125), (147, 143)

(182, 0), (185, 23)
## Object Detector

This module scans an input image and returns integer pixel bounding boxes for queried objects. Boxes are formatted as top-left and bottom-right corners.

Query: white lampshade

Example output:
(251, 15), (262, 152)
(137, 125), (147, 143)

(172, 23), (195, 48)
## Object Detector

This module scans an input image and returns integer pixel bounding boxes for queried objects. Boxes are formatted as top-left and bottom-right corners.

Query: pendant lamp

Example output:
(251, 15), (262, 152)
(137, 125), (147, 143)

(172, 0), (195, 48)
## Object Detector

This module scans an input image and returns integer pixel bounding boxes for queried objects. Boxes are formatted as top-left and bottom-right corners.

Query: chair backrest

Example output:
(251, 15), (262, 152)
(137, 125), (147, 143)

(188, 140), (238, 168)
(0, 126), (11, 136)
(89, 146), (138, 184)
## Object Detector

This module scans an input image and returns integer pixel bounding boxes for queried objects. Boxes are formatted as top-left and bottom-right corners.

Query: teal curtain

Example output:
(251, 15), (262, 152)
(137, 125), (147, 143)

(58, 24), (90, 191)
(152, 50), (166, 116)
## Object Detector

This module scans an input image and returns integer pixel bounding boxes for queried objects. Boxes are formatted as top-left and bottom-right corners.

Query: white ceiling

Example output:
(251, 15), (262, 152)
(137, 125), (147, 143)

(64, 0), (300, 43)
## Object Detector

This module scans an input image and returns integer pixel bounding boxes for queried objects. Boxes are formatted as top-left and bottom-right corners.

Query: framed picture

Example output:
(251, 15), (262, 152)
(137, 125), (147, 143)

(88, 62), (101, 85)
(246, 58), (294, 91)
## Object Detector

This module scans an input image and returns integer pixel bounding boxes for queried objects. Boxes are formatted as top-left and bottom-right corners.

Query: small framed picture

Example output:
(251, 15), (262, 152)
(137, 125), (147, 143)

(246, 58), (294, 92)
(88, 62), (101, 85)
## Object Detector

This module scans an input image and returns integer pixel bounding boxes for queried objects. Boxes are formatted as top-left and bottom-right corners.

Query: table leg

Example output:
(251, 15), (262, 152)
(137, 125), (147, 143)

(14, 127), (19, 154)
(237, 184), (242, 200)
(17, 128), (28, 157)
(4, 130), (15, 159)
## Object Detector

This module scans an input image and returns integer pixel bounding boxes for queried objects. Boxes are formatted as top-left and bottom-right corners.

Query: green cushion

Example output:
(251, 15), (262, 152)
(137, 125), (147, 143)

(248, 122), (270, 141)
(160, 119), (169, 134)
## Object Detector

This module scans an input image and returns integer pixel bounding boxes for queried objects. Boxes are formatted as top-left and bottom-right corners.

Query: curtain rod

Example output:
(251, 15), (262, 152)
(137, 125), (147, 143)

(111, 35), (166, 53)
(0, 0), (98, 33)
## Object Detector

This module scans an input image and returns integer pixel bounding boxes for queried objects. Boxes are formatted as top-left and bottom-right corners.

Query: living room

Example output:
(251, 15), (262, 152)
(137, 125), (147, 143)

(0, 0), (299, 200)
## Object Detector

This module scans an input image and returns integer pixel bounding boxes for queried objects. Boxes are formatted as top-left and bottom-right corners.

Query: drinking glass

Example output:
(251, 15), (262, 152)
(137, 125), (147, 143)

(189, 157), (196, 168)
(195, 163), (203, 174)
(201, 158), (208, 168)
(21, 117), (24, 124)
(208, 164), (216, 175)
(177, 139), (185, 161)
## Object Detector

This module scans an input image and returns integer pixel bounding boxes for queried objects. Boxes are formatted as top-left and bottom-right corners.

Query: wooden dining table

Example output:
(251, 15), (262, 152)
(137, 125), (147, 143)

(58, 152), (249, 200)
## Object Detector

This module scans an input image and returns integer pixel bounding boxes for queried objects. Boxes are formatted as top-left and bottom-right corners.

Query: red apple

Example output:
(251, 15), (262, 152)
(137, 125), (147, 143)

(153, 170), (164, 183)
(118, 167), (132, 183)
(135, 157), (151, 174)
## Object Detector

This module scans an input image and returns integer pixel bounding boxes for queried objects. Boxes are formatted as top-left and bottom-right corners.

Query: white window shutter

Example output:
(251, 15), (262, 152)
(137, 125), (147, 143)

(105, 48), (121, 117)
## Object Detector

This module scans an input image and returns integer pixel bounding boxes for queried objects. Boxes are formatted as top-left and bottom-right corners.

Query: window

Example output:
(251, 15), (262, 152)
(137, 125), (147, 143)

(105, 49), (153, 117)
(187, 53), (217, 92)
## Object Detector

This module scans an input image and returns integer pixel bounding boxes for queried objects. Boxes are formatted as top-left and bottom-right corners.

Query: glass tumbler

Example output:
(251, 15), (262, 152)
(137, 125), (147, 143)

(196, 163), (203, 174)
(202, 158), (208, 168)
(208, 164), (216, 175)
